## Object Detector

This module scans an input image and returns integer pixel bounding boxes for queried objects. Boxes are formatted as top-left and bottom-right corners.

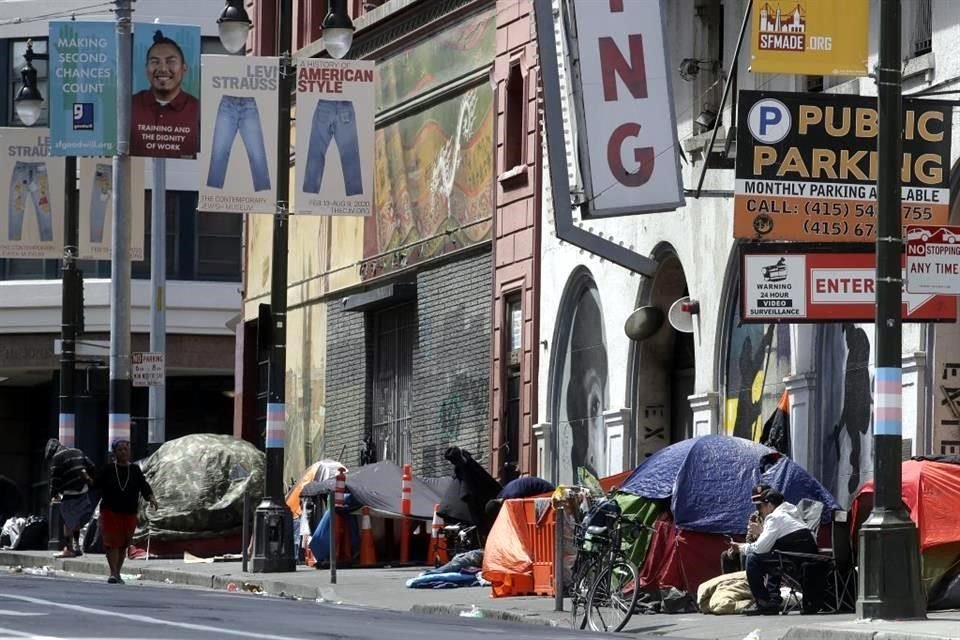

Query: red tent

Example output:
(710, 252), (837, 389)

(638, 512), (730, 594)
(852, 460), (960, 552)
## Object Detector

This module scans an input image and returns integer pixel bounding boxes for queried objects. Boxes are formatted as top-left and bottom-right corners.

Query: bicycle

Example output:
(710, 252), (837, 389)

(567, 499), (641, 633)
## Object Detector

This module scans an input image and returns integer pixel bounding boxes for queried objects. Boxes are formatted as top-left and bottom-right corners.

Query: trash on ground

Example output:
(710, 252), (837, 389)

(742, 629), (761, 640)
(459, 605), (484, 618)
(22, 566), (54, 577)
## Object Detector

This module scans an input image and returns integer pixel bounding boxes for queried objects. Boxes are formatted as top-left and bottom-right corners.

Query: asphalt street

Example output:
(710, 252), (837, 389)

(0, 574), (623, 640)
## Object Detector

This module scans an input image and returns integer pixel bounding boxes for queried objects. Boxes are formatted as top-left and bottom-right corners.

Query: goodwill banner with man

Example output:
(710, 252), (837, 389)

(197, 55), (280, 214)
(0, 129), (64, 259)
(295, 59), (375, 216)
(131, 23), (201, 159)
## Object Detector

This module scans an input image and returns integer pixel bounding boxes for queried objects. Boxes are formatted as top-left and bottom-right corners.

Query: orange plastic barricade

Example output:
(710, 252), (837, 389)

(524, 499), (556, 596)
(482, 497), (558, 597)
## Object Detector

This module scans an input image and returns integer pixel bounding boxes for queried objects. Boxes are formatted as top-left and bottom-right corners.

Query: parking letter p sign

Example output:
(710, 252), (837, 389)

(747, 98), (790, 144)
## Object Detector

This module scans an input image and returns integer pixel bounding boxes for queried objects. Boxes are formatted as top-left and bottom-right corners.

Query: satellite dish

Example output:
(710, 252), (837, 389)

(668, 297), (699, 334)
(624, 306), (665, 341)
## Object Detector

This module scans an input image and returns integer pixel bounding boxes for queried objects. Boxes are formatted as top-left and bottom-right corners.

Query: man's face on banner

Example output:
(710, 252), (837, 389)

(146, 42), (186, 100)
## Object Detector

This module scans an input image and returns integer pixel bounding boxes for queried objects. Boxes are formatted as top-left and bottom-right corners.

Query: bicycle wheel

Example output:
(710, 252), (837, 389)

(569, 564), (594, 630)
(586, 559), (639, 633)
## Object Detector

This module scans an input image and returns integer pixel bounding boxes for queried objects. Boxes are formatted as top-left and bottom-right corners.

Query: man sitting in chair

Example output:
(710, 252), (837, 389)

(728, 488), (818, 615)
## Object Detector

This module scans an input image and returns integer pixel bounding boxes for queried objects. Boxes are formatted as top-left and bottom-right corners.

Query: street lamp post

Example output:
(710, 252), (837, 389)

(108, 0), (134, 453)
(16, 40), (83, 550)
(857, 0), (925, 620)
(216, 0), (354, 573)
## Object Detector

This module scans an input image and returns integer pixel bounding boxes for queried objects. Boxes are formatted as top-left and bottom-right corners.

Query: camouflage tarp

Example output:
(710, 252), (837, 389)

(134, 434), (264, 542)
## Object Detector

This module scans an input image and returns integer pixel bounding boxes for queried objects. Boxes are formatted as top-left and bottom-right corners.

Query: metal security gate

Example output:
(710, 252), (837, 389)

(370, 304), (415, 466)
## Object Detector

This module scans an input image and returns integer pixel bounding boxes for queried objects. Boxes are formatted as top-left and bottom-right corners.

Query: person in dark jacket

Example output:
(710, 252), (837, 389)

(44, 439), (96, 558)
(81, 439), (157, 583)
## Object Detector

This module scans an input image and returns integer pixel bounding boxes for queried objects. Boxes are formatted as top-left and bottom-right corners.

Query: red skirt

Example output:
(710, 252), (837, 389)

(99, 508), (138, 549)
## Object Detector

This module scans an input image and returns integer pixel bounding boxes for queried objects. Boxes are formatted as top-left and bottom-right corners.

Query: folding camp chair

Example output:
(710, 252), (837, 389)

(773, 510), (855, 614)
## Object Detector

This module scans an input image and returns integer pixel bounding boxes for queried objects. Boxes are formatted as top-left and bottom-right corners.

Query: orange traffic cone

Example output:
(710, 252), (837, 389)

(359, 506), (377, 567)
(400, 464), (412, 563)
(426, 503), (449, 567)
(334, 468), (352, 563)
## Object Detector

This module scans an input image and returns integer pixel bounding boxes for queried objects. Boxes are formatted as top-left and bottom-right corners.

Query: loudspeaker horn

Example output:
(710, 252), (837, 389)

(624, 306), (664, 341)
(668, 297), (698, 334)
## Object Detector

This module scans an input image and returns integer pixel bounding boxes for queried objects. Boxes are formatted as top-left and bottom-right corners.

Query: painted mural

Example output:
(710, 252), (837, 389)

(724, 303), (792, 442)
(375, 10), (496, 112)
(556, 284), (609, 485)
(361, 10), (496, 280)
(818, 323), (875, 507)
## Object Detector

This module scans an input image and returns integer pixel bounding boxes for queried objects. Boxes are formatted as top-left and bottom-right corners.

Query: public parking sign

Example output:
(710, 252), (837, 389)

(906, 225), (960, 295)
(741, 243), (957, 323)
(132, 351), (164, 387)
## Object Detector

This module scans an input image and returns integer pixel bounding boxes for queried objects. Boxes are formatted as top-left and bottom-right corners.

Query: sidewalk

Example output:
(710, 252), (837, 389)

(1, 549), (957, 640)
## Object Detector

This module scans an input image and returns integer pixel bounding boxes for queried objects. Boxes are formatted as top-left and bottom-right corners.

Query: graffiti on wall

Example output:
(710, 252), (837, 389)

(556, 284), (608, 484)
(724, 300), (792, 441)
(437, 372), (488, 444)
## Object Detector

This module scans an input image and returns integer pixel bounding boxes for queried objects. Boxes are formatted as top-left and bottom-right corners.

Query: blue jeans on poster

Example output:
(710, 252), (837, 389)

(90, 163), (111, 244)
(302, 100), (363, 196)
(206, 96), (271, 192)
(9, 162), (53, 242)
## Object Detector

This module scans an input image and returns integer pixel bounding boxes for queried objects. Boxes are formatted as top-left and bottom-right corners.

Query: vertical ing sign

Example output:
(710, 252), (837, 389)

(568, 0), (684, 217)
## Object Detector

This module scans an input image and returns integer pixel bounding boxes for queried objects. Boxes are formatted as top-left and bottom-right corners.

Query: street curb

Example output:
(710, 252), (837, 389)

(409, 603), (558, 627)
(783, 625), (955, 640)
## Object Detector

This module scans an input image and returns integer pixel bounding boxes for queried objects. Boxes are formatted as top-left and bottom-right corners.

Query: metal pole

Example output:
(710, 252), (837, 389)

(329, 492), (337, 584)
(59, 155), (79, 448)
(148, 158), (166, 454)
(50, 154), (80, 552)
(242, 491), (249, 573)
(251, 0), (295, 573)
(857, 0), (925, 620)
(108, 0), (133, 450)
(554, 500), (563, 612)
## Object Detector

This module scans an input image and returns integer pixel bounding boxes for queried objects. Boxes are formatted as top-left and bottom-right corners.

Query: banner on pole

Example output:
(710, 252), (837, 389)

(294, 58), (375, 216)
(78, 157), (145, 261)
(0, 129), (64, 259)
(131, 23), (201, 159)
(198, 55), (280, 213)
(750, 0), (869, 76)
(48, 21), (118, 156)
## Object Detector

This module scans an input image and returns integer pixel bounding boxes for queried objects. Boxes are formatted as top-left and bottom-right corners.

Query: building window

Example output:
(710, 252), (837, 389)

(504, 62), (525, 171)
(502, 294), (522, 480)
(913, 0), (932, 57)
(197, 212), (243, 281)
(133, 191), (178, 280)
(10, 39), (48, 127)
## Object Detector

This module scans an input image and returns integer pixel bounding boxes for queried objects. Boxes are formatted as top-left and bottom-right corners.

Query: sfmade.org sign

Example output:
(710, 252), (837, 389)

(735, 90), (951, 242)
(567, 0), (684, 218)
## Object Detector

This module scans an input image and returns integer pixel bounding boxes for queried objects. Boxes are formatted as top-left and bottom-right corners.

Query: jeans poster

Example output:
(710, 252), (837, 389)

(48, 21), (117, 156)
(131, 23), (201, 159)
(77, 157), (145, 261)
(295, 59), (375, 216)
(0, 129), (64, 259)
(198, 55), (279, 213)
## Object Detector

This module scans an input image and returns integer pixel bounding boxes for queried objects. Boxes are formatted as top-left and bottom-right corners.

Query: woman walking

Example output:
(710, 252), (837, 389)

(82, 440), (157, 583)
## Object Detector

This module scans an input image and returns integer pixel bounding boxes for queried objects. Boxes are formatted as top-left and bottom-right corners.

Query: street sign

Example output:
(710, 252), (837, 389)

(734, 91), (952, 242)
(905, 225), (960, 295)
(740, 244), (957, 323)
(132, 351), (164, 387)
